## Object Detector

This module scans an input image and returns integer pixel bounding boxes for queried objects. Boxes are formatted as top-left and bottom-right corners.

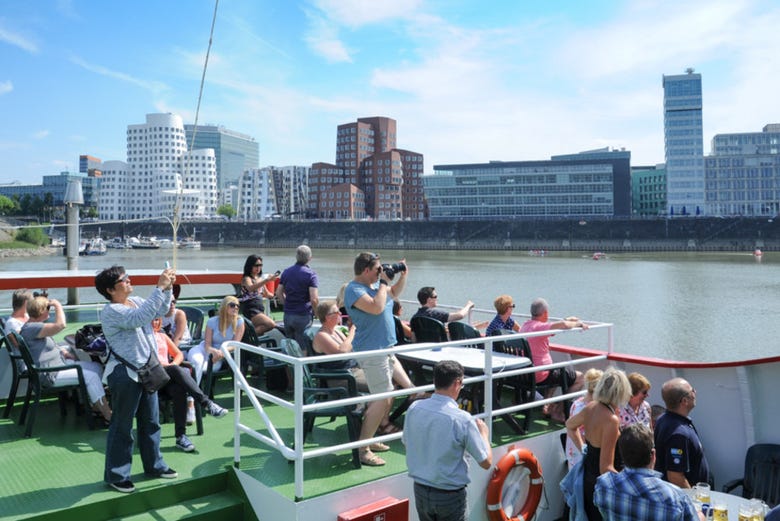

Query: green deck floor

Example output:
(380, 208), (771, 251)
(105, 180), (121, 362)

(0, 374), (561, 521)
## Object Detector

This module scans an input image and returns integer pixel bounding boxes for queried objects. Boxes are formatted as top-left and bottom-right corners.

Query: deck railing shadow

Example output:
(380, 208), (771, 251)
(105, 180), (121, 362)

(221, 319), (612, 500)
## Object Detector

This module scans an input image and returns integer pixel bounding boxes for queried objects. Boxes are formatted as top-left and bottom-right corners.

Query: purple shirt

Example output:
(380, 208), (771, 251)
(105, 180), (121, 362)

(280, 262), (318, 315)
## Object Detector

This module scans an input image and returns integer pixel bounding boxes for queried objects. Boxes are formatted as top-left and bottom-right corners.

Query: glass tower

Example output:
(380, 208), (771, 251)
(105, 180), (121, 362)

(184, 125), (259, 189)
(663, 69), (704, 216)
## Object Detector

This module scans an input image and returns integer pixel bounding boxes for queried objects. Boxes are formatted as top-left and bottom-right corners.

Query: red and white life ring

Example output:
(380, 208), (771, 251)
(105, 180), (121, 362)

(486, 448), (543, 521)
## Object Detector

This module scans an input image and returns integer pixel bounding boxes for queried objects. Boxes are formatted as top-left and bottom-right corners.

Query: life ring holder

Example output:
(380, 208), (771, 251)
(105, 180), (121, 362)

(486, 448), (543, 521)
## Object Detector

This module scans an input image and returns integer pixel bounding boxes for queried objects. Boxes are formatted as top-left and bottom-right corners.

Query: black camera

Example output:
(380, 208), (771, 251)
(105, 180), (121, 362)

(381, 262), (407, 280)
(34, 289), (49, 298)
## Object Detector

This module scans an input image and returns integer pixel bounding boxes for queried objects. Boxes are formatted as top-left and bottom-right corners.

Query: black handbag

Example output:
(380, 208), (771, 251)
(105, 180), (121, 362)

(111, 347), (170, 394)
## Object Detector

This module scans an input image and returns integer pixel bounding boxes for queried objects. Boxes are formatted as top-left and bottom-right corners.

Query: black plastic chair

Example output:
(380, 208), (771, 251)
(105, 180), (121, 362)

(492, 329), (570, 430)
(723, 443), (780, 507)
(280, 338), (362, 468)
(410, 316), (448, 343)
(448, 322), (484, 348)
(1, 319), (29, 419)
(9, 331), (95, 437)
(178, 306), (204, 350)
(394, 316), (411, 345)
(238, 316), (284, 389)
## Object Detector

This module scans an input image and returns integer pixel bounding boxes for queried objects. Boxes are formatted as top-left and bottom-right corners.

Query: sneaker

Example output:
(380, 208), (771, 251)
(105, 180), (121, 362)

(149, 467), (178, 479)
(207, 401), (227, 418)
(109, 480), (136, 493)
(186, 398), (196, 426)
(175, 434), (196, 452)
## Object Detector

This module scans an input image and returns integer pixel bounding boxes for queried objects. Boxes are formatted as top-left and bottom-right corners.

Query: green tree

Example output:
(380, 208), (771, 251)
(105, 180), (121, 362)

(0, 195), (16, 215)
(15, 227), (48, 246)
(217, 204), (236, 219)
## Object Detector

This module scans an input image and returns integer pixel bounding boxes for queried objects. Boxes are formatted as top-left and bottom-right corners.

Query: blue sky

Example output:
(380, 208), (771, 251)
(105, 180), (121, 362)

(1, 0), (779, 185)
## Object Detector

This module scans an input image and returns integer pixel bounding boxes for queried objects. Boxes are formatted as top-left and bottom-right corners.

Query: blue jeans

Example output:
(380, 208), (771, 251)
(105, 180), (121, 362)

(283, 313), (313, 353)
(104, 365), (168, 483)
(413, 482), (467, 521)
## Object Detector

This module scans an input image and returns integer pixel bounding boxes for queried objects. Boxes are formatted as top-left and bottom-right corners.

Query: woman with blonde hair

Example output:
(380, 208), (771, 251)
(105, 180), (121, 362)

(565, 367), (631, 521)
(187, 296), (245, 384)
(565, 368), (603, 469)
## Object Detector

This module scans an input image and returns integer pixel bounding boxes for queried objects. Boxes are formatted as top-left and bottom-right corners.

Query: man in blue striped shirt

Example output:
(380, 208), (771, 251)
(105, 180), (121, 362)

(594, 423), (703, 521)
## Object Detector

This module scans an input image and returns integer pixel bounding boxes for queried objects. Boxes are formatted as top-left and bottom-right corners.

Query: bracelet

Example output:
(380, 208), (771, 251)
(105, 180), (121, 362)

(379, 279), (389, 286)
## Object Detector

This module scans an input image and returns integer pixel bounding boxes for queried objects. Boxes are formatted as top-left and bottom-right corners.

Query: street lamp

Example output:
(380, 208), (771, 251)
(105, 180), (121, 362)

(63, 178), (84, 305)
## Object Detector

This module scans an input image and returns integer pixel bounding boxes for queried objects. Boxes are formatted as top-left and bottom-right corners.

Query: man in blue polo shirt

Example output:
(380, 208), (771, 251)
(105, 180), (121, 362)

(403, 360), (492, 521)
(654, 378), (712, 488)
(276, 245), (319, 350)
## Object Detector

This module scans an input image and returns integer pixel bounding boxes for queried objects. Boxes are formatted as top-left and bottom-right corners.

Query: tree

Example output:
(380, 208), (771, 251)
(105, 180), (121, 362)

(0, 195), (16, 215)
(15, 226), (48, 246)
(217, 204), (236, 219)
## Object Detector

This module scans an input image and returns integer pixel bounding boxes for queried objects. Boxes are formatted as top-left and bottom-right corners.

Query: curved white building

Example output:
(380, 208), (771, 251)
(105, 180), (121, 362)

(98, 113), (217, 221)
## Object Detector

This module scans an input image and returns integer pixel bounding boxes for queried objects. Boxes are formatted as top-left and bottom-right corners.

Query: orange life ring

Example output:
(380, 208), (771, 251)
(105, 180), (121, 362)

(486, 448), (543, 521)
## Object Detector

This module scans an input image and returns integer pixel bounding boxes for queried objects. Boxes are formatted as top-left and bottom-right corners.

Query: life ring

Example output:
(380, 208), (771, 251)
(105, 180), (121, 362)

(486, 448), (543, 521)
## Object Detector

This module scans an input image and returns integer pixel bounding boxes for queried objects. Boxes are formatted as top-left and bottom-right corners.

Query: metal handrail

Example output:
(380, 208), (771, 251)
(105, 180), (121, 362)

(221, 321), (612, 499)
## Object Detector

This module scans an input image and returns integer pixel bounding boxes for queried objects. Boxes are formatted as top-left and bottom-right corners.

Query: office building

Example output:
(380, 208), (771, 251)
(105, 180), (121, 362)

(631, 164), (667, 217)
(663, 69), (705, 216)
(308, 116), (426, 220)
(184, 124), (259, 189)
(426, 150), (630, 220)
(237, 168), (277, 220)
(706, 124), (780, 216)
(0, 171), (100, 209)
(98, 113), (217, 221)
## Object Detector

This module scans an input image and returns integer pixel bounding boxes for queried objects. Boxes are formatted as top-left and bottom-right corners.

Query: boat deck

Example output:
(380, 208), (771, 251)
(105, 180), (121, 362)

(0, 372), (560, 521)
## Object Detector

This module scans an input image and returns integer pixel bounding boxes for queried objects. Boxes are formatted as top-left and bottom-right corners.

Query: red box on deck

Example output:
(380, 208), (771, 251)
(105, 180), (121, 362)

(337, 496), (409, 521)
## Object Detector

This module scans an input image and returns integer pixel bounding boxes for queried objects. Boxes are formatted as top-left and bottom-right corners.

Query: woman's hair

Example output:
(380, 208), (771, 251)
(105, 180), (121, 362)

(242, 254), (262, 277)
(218, 295), (240, 337)
(493, 295), (514, 315)
(627, 372), (651, 395)
(316, 300), (338, 323)
(584, 368), (604, 394)
(594, 366), (632, 408)
(95, 265), (125, 300)
(27, 296), (49, 320)
(336, 282), (348, 308)
(392, 300), (402, 316)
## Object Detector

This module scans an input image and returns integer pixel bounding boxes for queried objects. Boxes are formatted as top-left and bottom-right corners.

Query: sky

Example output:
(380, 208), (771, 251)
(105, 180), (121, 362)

(1, 0), (779, 185)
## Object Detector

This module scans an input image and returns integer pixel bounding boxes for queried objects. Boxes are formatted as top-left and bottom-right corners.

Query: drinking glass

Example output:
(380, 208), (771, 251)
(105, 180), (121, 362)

(739, 502), (755, 521)
(695, 482), (712, 504)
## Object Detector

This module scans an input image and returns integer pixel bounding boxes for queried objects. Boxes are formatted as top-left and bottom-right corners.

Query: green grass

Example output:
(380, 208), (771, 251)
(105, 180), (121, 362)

(0, 241), (45, 249)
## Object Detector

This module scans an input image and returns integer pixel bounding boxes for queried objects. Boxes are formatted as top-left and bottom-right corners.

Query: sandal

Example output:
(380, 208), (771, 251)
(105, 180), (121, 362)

(369, 442), (390, 452)
(378, 422), (401, 435)
(359, 450), (386, 467)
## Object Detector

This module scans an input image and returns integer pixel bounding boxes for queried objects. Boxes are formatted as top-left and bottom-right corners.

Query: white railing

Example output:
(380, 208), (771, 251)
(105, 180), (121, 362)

(221, 322), (612, 500)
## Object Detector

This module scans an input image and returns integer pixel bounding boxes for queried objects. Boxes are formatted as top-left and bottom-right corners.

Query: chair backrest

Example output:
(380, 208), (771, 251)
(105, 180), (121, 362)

(410, 315), (448, 343)
(448, 322), (481, 340)
(301, 325), (319, 357)
(8, 332), (43, 387)
(743, 443), (780, 506)
(280, 338), (315, 388)
(179, 306), (204, 342)
(240, 316), (259, 345)
(394, 316), (410, 345)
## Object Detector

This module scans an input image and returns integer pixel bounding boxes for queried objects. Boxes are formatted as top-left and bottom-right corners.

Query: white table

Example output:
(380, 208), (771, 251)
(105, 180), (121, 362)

(397, 346), (532, 433)
(701, 490), (753, 520)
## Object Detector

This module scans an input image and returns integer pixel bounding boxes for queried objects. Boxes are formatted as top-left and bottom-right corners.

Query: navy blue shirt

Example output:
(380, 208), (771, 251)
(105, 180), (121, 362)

(654, 410), (711, 486)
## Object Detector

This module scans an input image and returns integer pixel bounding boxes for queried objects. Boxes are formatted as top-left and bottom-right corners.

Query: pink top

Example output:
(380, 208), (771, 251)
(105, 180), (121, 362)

(519, 319), (554, 383)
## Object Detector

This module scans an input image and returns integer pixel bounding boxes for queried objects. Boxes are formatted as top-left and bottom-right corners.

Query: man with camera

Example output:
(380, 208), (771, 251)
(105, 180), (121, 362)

(344, 252), (408, 467)
(412, 286), (475, 324)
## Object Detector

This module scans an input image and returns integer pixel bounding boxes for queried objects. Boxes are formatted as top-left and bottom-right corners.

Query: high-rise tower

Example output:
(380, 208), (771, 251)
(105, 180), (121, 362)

(663, 69), (704, 216)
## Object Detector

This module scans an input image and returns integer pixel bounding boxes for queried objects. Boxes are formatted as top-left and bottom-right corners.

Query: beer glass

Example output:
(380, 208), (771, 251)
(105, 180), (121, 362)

(695, 482), (712, 504)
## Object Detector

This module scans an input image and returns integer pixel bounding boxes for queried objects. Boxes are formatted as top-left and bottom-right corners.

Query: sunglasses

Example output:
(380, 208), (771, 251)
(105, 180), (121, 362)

(116, 274), (130, 285)
(327, 310), (341, 316)
(227, 302), (239, 309)
(254, 263), (263, 267)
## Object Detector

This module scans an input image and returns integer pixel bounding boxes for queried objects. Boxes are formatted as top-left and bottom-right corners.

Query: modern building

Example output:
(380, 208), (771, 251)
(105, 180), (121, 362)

(269, 165), (310, 219)
(663, 69), (705, 216)
(98, 113), (217, 221)
(237, 168), (277, 220)
(631, 164), (667, 217)
(0, 171), (100, 209)
(79, 155), (102, 175)
(184, 124), (259, 189)
(426, 149), (631, 220)
(308, 116), (426, 220)
(705, 124), (780, 216)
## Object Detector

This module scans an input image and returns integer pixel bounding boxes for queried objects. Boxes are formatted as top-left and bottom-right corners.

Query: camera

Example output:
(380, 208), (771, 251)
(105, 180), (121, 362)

(34, 289), (49, 298)
(381, 262), (407, 280)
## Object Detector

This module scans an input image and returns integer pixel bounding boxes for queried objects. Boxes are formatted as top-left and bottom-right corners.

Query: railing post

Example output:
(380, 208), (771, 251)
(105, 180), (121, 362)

(294, 357), (305, 500)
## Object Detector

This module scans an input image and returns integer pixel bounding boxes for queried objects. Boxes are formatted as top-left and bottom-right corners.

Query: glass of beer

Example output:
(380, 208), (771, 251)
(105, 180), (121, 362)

(695, 482), (712, 504)
(712, 503), (728, 521)
(749, 498), (767, 521)
(739, 502), (755, 521)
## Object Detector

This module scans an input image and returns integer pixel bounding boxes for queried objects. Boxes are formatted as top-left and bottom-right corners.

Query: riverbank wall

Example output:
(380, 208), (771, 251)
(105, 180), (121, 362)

(83, 217), (780, 252)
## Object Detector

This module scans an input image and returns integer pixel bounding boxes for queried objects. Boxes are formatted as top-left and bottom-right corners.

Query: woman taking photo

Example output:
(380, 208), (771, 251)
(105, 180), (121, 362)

(565, 367), (631, 521)
(187, 295), (245, 385)
(239, 254), (279, 335)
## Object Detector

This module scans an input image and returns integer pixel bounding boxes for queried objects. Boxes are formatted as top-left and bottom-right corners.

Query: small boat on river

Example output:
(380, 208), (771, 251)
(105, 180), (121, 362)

(129, 236), (160, 249)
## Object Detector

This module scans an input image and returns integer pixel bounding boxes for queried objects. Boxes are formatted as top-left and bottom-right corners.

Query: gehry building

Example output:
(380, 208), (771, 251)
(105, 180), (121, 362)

(98, 113), (217, 221)
(237, 168), (277, 220)
(308, 116), (426, 220)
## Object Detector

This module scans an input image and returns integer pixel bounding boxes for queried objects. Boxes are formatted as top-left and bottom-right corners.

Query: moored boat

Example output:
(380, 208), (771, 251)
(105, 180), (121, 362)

(129, 236), (160, 249)
(179, 237), (201, 249)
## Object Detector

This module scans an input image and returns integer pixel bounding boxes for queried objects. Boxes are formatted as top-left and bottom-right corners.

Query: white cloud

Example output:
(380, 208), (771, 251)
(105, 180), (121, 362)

(0, 80), (12, 95)
(303, 11), (352, 63)
(32, 130), (50, 140)
(311, 0), (423, 27)
(0, 22), (38, 53)
(68, 54), (169, 95)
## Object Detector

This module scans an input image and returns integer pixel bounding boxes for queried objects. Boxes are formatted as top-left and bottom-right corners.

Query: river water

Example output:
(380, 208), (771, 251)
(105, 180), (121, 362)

(1, 247), (777, 363)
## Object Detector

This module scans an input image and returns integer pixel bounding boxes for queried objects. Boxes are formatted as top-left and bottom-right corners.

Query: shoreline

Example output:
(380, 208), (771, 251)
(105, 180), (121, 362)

(0, 246), (58, 258)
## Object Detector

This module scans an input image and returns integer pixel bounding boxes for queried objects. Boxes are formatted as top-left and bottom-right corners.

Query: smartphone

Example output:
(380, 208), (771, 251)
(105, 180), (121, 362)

(164, 261), (171, 269)
(274, 270), (281, 276)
